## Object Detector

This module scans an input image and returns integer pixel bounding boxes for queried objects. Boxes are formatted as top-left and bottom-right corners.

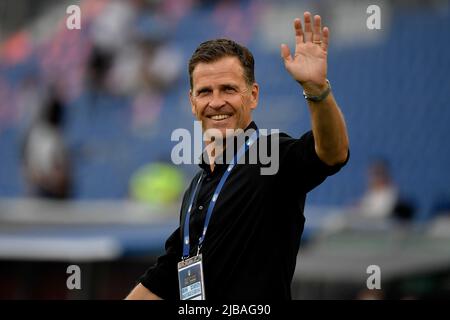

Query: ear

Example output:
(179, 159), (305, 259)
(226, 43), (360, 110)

(249, 83), (259, 110)
(189, 90), (196, 116)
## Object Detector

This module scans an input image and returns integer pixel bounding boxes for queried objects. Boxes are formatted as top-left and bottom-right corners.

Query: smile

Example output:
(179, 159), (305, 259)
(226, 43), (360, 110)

(208, 114), (231, 120)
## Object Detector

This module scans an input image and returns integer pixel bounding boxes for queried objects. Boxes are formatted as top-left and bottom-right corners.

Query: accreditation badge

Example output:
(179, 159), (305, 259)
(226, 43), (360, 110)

(177, 254), (205, 300)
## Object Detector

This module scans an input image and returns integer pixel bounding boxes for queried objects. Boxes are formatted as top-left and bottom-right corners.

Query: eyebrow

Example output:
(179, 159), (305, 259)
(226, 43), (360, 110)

(195, 86), (212, 94)
(195, 83), (239, 94)
(221, 84), (239, 90)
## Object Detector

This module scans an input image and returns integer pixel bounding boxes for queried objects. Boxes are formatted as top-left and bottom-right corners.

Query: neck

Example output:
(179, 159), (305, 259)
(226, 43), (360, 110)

(203, 121), (253, 172)
(204, 141), (222, 172)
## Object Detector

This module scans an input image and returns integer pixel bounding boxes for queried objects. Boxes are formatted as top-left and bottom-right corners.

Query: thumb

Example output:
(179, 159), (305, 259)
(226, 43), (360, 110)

(280, 44), (292, 63)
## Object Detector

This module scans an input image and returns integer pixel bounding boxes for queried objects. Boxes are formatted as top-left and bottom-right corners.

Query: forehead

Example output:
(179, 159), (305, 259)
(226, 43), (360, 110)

(192, 56), (245, 89)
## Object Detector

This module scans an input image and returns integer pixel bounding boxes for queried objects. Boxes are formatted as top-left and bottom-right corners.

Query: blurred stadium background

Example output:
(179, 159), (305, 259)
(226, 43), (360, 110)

(0, 0), (449, 299)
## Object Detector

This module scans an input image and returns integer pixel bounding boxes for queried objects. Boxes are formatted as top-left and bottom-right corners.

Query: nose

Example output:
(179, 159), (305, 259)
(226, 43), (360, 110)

(208, 90), (226, 109)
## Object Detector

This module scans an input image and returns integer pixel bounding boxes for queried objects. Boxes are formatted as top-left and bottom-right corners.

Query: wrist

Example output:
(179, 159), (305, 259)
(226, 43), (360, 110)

(301, 79), (331, 103)
(300, 80), (328, 96)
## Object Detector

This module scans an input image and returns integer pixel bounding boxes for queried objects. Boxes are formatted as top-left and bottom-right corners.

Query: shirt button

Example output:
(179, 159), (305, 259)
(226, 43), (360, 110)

(198, 205), (204, 210)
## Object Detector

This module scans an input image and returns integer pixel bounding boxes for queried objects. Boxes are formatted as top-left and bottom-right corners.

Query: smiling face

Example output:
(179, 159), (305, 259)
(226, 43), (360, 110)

(189, 56), (259, 138)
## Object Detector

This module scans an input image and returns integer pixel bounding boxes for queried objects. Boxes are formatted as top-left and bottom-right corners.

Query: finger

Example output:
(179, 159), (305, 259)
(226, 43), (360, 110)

(294, 18), (304, 45)
(303, 11), (313, 42)
(280, 44), (292, 63)
(321, 26), (329, 51)
(312, 15), (322, 44)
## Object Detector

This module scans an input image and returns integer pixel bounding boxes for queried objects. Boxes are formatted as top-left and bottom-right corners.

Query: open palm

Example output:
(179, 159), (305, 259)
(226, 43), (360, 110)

(281, 12), (328, 94)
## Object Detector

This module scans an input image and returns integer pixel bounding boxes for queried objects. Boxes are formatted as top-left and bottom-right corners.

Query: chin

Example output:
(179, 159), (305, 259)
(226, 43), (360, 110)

(203, 127), (234, 140)
(203, 120), (238, 136)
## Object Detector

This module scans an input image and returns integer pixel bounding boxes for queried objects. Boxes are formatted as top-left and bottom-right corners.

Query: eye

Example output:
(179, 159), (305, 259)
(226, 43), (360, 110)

(197, 89), (211, 97)
(224, 87), (237, 94)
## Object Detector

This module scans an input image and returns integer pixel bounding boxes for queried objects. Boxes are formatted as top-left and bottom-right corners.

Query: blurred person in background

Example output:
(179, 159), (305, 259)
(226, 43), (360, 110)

(129, 161), (185, 206)
(90, 0), (182, 96)
(359, 158), (398, 219)
(21, 89), (72, 199)
(88, 0), (182, 132)
(322, 158), (415, 234)
(358, 158), (414, 221)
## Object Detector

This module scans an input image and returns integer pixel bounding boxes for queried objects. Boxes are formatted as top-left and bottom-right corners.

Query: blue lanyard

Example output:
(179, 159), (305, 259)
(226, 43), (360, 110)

(182, 130), (259, 259)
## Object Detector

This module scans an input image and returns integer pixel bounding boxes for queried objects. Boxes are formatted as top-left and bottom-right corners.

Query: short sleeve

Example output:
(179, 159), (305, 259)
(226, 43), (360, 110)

(279, 130), (349, 193)
(138, 227), (181, 300)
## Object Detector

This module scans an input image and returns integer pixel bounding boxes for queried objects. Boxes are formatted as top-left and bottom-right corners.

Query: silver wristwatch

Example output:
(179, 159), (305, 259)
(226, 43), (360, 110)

(303, 79), (331, 102)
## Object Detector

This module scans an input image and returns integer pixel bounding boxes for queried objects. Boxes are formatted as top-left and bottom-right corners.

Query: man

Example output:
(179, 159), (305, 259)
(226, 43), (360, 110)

(126, 12), (349, 300)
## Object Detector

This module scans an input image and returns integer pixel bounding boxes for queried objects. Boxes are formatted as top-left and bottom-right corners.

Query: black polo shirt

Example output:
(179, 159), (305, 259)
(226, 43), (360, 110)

(139, 121), (348, 300)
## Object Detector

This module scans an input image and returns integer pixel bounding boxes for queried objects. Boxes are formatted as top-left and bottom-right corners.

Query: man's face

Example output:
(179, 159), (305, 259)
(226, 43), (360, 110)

(189, 56), (259, 138)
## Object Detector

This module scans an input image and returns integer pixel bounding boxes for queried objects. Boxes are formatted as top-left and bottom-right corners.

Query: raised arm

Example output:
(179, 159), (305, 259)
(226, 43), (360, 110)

(281, 12), (349, 166)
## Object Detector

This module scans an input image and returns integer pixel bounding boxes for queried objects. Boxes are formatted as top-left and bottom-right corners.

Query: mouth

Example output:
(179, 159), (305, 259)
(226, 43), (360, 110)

(207, 114), (233, 121)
